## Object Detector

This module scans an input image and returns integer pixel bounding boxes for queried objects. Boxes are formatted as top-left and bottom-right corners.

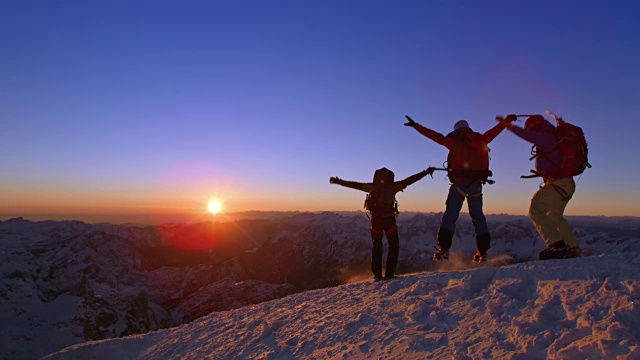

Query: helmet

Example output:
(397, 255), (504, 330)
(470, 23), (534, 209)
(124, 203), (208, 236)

(524, 115), (545, 131)
(454, 120), (470, 131)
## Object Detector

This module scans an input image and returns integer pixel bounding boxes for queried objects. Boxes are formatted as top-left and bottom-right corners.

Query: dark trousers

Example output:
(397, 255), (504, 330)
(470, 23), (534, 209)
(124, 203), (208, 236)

(438, 181), (491, 252)
(441, 181), (489, 235)
(370, 215), (399, 278)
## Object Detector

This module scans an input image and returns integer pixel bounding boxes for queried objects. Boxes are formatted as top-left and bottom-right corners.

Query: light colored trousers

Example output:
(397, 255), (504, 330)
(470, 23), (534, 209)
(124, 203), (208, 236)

(529, 177), (578, 247)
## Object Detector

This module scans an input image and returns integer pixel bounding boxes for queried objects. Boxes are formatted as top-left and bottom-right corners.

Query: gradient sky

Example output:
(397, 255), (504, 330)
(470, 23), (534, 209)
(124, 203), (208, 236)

(2, 0), (639, 221)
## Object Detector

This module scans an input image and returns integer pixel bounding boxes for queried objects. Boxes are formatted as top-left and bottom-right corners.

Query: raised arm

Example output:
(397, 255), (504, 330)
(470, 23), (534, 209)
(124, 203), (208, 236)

(483, 114), (519, 143)
(496, 116), (554, 147)
(404, 116), (452, 148)
(395, 167), (436, 191)
(482, 122), (507, 144)
(329, 177), (373, 192)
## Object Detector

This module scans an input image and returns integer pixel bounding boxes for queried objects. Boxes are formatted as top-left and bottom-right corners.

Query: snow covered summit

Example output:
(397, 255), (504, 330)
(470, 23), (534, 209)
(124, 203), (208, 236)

(44, 252), (640, 359)
(2, 213), (639, 359)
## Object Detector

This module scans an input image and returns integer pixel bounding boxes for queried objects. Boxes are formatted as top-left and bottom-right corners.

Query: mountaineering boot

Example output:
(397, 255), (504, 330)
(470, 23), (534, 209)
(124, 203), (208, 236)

(434, 227), (453, 260)
(474, 233), (491, 262)
(383, 273), (394, 280)
(472, 251), (487, 262)
(433, 248), (449, 261)
(373, 274), (383, 282)
(539, 240), (568, 260)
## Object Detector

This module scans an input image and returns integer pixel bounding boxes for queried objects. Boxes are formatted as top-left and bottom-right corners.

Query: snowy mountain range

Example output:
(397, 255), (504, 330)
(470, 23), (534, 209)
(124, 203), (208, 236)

(1, 213), (639, 359)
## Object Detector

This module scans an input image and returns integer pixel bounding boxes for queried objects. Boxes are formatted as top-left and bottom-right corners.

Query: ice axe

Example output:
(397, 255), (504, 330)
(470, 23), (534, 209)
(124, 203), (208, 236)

(513, 110), (565, 125)
(425, 167), (448, 179)
(511, 112), (564, 125)
(513, 111), (559, 119)
(498, 114), (534, 122)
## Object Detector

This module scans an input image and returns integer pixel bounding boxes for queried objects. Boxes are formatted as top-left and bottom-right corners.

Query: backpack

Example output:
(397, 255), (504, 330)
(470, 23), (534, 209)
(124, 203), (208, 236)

(531, 120), (591, 178)
(364, 168), (398, 215)
(446, 129), (493, 182)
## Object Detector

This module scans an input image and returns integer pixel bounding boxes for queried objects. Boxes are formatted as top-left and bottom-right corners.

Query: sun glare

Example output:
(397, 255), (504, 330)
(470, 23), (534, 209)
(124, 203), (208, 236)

(207, 200), (223, 214)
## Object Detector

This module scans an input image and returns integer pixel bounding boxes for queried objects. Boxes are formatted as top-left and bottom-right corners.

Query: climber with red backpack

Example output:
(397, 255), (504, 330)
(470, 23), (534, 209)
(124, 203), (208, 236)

(330, 167), (435, 281)
(496, 112), (591, 260)
(404, 116), (515, 262)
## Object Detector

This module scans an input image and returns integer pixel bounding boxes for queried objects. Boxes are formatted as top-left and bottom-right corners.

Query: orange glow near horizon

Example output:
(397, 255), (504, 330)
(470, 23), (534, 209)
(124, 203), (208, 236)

(3, 179), (640, 220)
(207, 200), (223, 214)
(3, 193), (639, 220)
(3, 158), (640, 221)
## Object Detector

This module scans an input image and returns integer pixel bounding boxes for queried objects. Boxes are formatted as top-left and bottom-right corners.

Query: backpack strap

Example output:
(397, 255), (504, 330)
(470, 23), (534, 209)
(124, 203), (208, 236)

(529, 144), (558, 165)
(521, 169), (542, 179)
(454, 183), (483, 198)
(550, 183), (572, 201)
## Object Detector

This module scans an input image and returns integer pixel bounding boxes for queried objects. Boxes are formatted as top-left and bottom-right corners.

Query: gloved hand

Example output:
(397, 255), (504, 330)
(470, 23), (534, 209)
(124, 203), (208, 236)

(495, 115), (512, 127)
(505, 114), (517, 122)
(425, 167), (436, 176)
(329, 177), (340, 184)
(404, 115), (416, 127)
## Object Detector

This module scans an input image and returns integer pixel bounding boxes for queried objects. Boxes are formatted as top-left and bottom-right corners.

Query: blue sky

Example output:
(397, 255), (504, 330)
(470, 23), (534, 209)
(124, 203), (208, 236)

(1, 0), (639, 220)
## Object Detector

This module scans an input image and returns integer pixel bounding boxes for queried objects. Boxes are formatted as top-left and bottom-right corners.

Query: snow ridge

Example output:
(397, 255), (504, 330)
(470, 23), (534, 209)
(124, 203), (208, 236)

(45, 253), (640, 359)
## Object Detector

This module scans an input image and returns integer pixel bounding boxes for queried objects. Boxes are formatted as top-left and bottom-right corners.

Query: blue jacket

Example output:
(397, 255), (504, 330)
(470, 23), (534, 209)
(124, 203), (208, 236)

(510, 120), (559, 175)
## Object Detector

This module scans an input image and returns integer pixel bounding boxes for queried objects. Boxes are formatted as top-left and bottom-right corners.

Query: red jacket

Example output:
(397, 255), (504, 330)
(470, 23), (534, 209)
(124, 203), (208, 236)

(413, 123), (506, 182)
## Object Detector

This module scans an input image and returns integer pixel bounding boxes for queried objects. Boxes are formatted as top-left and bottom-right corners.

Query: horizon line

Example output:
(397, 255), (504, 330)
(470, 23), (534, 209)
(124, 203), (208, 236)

(2, 211), (638, 227)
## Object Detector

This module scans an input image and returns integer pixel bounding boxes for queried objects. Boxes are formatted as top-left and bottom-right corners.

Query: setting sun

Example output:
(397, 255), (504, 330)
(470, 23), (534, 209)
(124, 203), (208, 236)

(207, 200), (222, 214)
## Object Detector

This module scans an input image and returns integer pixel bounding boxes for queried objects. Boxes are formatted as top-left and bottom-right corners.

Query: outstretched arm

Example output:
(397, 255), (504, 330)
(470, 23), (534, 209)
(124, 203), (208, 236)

(496, 116), (553, 146)
(482, 123), (506, 143)
(329, 177), (372, 192)
(395, 167), (436, 191)
(483, 114), (518, 143)
(510, 126), (555, 146)
(404, 116), (452, 148)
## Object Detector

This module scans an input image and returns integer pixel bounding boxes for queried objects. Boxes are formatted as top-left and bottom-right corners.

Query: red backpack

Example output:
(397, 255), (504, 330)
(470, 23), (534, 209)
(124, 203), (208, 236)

(531, 119), (591, 179)
(446, 129), (493, 183)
